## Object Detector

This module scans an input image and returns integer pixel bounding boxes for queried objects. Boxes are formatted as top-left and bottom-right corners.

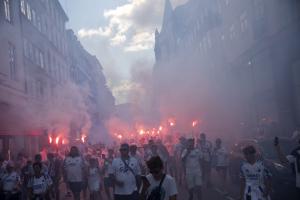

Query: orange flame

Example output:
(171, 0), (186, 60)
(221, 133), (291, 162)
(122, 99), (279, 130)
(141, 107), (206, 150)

(139, 129), (145, 135)
(81, 135), (86, 143)
(159, 126), (163, 131)
(117, 134), (123, 139)
(49, 136), (53, 144)
(168, 118), (176, 127)
(55, 136), (60, 145)
(192, 120), (198, 127)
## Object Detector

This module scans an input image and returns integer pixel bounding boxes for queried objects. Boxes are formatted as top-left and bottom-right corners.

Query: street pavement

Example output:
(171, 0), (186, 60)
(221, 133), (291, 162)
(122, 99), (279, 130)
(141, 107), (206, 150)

(59, 183), (232, 200)
(59, 170), (238, 200)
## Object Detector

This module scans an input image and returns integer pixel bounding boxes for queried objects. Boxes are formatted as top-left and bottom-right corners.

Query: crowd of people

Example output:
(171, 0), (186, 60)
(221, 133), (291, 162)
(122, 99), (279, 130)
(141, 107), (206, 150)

(0, 132), (299, 200)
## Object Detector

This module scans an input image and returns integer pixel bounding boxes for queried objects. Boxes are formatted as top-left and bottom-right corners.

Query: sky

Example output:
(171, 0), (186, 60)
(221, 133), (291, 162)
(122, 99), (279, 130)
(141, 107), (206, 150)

(59, 0), (188, 104)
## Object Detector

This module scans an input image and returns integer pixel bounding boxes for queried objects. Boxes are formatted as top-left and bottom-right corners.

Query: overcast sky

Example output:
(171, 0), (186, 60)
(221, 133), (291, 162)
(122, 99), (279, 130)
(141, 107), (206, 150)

(59, 0), (188, 104)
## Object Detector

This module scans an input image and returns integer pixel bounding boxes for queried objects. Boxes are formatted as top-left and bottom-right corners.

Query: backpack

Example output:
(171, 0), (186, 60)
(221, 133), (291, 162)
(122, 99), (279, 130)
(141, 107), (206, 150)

(147, 174), (166, 200)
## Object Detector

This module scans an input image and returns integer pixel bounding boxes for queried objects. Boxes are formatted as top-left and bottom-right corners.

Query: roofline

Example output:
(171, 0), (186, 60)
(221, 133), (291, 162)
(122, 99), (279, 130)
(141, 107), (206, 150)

(55, 0), (69, 21)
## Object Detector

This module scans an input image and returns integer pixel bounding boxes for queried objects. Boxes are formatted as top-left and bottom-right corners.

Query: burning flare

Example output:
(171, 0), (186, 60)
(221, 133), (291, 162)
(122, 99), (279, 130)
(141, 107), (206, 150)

(139, 129), (145, 135)
(55, 136), (60, 145)
(81, 135), (86, 143)
(168, 118), (176, 127)
(49, 136), (53, 144)
(192, 120), (198, 127)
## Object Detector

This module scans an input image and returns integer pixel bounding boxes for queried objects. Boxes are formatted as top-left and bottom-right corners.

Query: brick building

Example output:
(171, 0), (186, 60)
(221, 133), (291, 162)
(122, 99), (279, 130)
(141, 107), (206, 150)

(154, 0), (300, 136)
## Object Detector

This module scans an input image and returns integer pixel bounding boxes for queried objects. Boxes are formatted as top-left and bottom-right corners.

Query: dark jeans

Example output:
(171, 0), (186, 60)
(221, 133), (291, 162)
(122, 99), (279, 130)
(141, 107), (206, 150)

(114, 191), (139, 200)
(68, 182), (83, 200)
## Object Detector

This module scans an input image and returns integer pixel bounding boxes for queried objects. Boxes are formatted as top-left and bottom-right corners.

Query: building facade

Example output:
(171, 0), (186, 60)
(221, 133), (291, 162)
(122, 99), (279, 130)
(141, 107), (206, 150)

(0, 0), (114, 158)
(154, 0), (300, 136)
(66, 30), (115, 144)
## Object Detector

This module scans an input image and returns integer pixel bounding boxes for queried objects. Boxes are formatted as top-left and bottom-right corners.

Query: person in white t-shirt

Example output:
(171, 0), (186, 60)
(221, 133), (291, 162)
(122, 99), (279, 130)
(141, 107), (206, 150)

(130, 145), (146, 175)
(109, 143), (141, 200)
(182, 138), (203, 200)
(240, 145), (271, 200)
(63, 146), (86, 200)
(213, 138), (229, 191)
(88, 158), (102, 200)
(102, 149), (114, 200)
(32, 154), (49, 176)
(274, 137), (300, 198)
(28, 162), (53, 200)
(141, 156), (177, 200)
(197, 133), (212, 187)
(173, 137), (186, 185)
(0, 161), (21, 200)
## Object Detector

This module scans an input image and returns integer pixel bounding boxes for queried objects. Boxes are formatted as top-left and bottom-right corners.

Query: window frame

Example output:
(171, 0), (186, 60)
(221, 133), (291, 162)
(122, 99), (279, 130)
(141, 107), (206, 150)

(8, 42), (17, 81)
(4, 0), (12, 23)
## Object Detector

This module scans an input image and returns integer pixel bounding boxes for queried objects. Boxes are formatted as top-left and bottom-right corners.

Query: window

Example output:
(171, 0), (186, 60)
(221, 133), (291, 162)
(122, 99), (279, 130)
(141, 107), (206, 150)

(4, 0), (12, 22)
(37, 16), (42, 32)
(240, 12), (248, 33)
(20, 0), (26, 15)
(203, 37), (207, 52)
(26, 3), (31, 21)
(199, 41), (203, 53)
(47, 52), (51, 73)
(39, 51), (44, 69)
(8, 42), (17, 81)
(28, 42), (33, 60)
(254, 0), (265, 19)
(36, 80), (44, 98)
(23, 38), (29, 58)
(31, 9), (36, 26)
(229, 24), (236, 40)
(34, 47), (39, 65)
(207, 33), (212, 48)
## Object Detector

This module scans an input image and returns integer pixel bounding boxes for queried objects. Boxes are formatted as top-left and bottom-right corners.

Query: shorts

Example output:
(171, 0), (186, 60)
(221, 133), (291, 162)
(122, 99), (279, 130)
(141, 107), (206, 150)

(186, 173), (202, 189)
(88, 180), (100, 192)
(68, 182), (83, 194)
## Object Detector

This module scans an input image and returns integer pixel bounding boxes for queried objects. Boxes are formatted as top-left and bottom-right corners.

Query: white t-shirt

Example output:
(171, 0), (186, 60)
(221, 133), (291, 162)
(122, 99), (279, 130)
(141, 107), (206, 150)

(240, 161), (271, 200)
(146, 174), (178, 200)
(103, 157), (113, 177)
(109, 157), (141, 195)
(181, 148), (203, 175)
(63, 156), (85, 182)
(0, 171), (20, 192)
(28, 175), (52, 195)
(174, 143), (184, 159)
(214, 146), (229, 167)
(130, 153), (144, 168)
(197, 141), (212, 162)
(287, 151), (300, 188)
(88, 167), (100, 192)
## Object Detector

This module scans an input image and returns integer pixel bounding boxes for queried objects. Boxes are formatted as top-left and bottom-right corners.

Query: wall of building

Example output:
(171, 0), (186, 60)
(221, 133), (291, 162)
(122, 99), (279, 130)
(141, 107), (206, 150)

(0, 0), (114, 158)
(154, 0), (300, 136)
